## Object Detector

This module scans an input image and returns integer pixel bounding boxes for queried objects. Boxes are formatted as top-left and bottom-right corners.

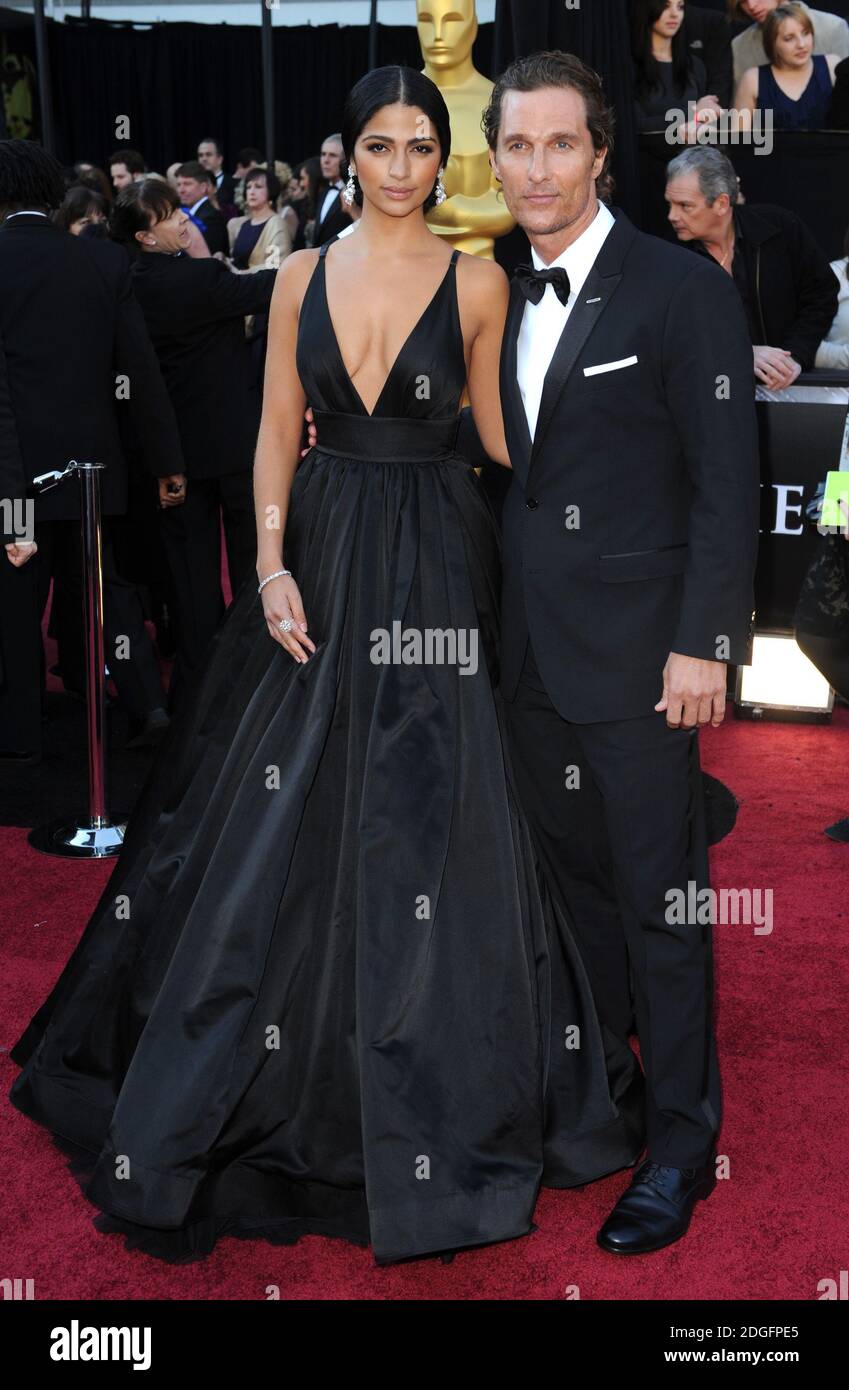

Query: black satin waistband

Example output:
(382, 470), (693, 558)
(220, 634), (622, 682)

(310, 410), (463, 462)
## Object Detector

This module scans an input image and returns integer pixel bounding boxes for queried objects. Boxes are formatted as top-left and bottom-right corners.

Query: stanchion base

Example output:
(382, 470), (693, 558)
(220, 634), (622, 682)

(28, 815), (128, 858)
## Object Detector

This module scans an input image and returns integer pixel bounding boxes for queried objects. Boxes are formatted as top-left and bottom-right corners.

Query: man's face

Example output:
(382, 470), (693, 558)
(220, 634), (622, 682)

(416, 0), (476, 70)
(490, 86), (605, 243)
(739, 0), (777, 24)
(198, 141), (222, 173)
(110, 162), (133, 191)
(176, 175), (208, 206)
(320, 140), (343, 182)
(665, 172), (726, 240)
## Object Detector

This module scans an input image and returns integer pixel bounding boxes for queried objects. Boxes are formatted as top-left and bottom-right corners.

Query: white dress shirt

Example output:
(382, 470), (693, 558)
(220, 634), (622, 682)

(516, 200), (615, 439)
(319, 182), (343, 225)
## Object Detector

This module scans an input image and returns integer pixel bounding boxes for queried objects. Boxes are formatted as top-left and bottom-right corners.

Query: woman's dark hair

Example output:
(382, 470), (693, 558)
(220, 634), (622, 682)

(54, 184), (108, 233)
(295, 155), (322, 216)
(341, 65), (451, 213)
(244, 165), (281, 205)
(235, 146), (263, 169)
(0, 138), (65, 213)
(482, 50), (616, 204)
(73, 163), (113, 202)
(631, 0), (693, 104)
(109, 177), (180, 250)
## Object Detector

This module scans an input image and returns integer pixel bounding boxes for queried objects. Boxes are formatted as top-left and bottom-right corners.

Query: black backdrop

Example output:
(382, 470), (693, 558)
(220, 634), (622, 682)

(494, 0), (642, 220)
(36, 16), (493, 174)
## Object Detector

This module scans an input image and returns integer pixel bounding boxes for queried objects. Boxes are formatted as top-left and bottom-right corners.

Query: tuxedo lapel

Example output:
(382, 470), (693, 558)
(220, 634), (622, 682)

(507, 207), (638, 472)
(530, 260), (623, 461)
(500, 277), (532, 484)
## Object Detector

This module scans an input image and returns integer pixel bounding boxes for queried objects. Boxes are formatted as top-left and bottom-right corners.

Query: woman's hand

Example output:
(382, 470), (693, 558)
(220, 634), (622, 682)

(260, 573), (317, 662)
(158, 474), (187, 507)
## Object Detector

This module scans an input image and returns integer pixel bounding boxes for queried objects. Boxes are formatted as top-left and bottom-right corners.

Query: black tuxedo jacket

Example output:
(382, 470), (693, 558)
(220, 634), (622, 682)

(193, 197), (228, 256)
(498, 206), (759, 724)
(129, 251), (276, 479)
(314, 186), (350, 247)
(0, 213), (183, 541)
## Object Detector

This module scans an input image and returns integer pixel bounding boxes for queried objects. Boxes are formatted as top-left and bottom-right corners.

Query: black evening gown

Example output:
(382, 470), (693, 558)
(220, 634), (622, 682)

(8, 236), (645, 1264)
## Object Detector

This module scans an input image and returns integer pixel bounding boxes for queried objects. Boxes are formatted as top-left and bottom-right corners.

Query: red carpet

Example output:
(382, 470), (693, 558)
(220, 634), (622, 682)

(1, 708), (847, 1300)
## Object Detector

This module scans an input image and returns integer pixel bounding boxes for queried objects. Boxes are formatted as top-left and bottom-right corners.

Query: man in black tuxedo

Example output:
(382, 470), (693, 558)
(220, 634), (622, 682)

(197, 136), (237, 218)
(111, 179), (277, 711)
(175, 162), (228, 257)
(484, 52), (759, 1254)
(0, 141), (185, 759)
(313, 133), (351, 247)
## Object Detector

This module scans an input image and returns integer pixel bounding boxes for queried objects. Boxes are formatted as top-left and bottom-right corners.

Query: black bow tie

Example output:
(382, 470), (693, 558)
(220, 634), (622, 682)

(514, 263), (571, 307)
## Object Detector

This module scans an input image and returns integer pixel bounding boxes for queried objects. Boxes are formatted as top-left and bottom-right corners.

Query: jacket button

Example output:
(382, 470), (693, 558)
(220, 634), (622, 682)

(526, 497), (539, 510)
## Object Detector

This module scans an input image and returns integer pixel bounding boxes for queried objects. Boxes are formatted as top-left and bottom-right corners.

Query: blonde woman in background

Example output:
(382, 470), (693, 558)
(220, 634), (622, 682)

(227, 165), (292, 273)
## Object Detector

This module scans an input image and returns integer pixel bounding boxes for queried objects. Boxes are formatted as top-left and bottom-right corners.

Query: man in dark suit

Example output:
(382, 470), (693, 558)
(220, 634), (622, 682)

(314, 133), (351, 247)
(111, 178), (277, 710)
(484, 52), (759, 1254)
(175, 162), (228, 257)
(0, 140), (186, 759)
(666, 146), (839, 386)
(197, 136), (237, 216)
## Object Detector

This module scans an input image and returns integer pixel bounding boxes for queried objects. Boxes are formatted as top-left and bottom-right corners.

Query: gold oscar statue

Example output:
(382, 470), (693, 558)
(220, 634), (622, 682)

(417, 0), (515, 259)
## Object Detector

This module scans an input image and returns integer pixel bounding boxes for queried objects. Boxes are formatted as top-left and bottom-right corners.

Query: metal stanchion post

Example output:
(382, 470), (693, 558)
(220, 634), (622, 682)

(28, 460), (127, 857)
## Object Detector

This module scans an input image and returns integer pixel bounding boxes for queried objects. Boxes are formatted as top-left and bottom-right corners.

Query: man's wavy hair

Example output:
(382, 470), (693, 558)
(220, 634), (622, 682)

(482, 50), (616, 204)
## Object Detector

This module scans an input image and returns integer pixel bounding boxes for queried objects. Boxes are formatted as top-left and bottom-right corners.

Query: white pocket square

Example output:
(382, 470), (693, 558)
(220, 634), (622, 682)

(583, 354), (639, 377)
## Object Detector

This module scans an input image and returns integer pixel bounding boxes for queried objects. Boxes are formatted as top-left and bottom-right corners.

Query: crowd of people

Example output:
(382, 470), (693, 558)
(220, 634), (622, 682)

(632, 0), (849, 133)
(0, 130), (362, 757)
(2, 1), (849, 763)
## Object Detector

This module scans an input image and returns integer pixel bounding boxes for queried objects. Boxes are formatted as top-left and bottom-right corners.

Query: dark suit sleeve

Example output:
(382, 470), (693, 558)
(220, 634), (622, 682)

(662, 258), (760, 665)
(782, 213), (841, 370)
(829, 56), (849, 127)
(0, 322), (27, 542)
(113, 256), (186, 479)
(687, 6), (734, 108)
(193, 259), (277, 322)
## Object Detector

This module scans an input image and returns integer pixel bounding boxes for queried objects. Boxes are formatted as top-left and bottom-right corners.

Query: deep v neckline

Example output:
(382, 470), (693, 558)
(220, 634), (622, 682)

(319, 240), (458, 418)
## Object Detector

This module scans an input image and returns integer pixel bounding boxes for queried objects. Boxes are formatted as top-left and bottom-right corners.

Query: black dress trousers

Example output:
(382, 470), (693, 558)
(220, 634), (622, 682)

(502, 635), (721, 1170)
(158, 469), (257, 712)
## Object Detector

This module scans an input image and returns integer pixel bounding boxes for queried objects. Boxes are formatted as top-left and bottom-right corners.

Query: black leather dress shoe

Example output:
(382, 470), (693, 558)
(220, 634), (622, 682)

(597, 1158), (716, 1255)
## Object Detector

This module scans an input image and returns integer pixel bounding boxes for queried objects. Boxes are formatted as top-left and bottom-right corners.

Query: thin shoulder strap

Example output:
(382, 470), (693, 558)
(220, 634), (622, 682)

(318, 235), (339, 260)
(449, 248), (461, 267)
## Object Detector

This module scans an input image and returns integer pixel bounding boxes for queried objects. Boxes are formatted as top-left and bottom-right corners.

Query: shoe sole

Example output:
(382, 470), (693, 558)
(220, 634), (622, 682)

(596, 1178), (716, 1256)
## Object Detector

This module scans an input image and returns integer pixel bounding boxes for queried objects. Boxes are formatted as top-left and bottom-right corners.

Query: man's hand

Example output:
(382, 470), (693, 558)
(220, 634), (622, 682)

(4, 539), (37, 567)
(655, 652), (727, 729)
(753, 345), (801, 391)
(302, 406), (317, 458)
(158, 473), (187, 507)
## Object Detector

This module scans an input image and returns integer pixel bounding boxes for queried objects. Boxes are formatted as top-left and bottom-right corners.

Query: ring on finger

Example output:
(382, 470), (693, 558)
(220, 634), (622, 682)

(279, 617), (294, 633)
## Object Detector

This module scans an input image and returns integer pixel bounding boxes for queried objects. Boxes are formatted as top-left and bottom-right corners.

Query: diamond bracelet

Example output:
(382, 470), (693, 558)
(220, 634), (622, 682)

(257, 568), (292, 595)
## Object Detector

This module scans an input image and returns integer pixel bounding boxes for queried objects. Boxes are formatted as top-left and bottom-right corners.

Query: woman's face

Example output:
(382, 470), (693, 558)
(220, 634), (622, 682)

(774, 18), (813, 66)
(351, 102), (442, 218)
(69, 208), (104, 236)
(653, 0), (685, 41)
(246, 176), (269, 210)
(137, 204), (191, 254)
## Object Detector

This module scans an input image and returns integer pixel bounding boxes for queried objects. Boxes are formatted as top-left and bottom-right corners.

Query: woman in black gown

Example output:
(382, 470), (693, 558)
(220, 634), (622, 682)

(8, 67), (644, 1265)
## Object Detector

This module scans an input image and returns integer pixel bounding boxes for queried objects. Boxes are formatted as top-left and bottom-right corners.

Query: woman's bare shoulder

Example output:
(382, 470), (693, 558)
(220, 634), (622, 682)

(271, 247), (321, 308)
(454, 250), (510, 323)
